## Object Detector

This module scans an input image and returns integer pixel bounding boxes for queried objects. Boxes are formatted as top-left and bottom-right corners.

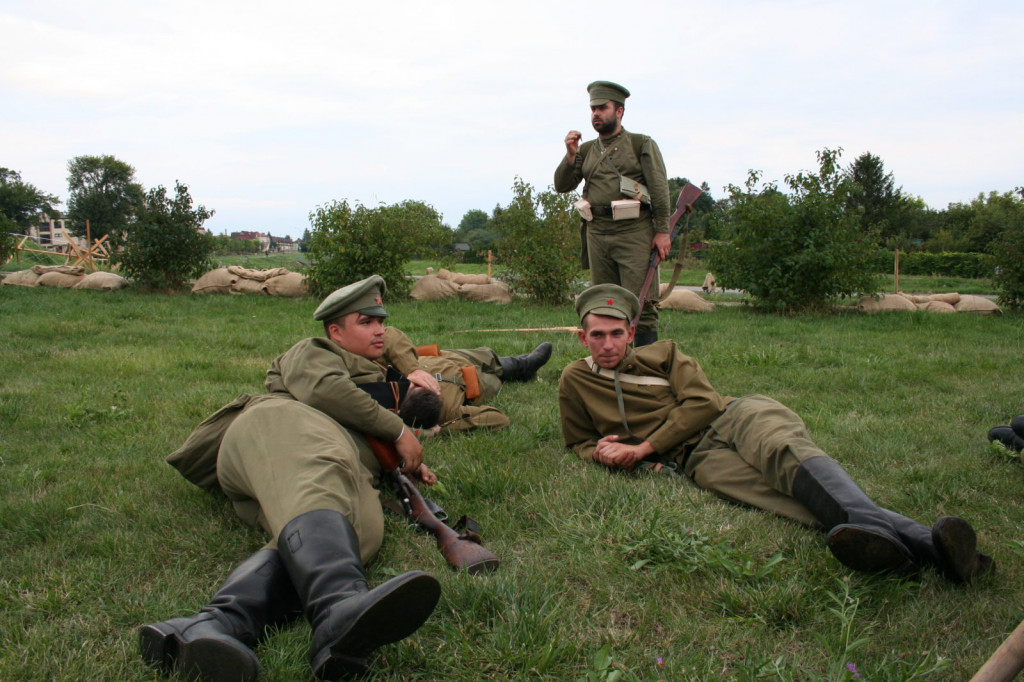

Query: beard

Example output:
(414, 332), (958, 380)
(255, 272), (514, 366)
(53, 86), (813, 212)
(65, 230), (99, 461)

(591, 111), (619, 136)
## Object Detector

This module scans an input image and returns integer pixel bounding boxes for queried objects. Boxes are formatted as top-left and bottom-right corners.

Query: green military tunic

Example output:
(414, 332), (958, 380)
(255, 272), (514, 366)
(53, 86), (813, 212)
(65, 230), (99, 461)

(554, 128), (671, 333)
(558, 340), (826, 525)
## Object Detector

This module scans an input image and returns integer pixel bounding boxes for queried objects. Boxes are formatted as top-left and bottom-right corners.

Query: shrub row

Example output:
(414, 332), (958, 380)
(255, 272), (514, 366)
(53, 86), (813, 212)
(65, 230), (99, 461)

(870, 250), (993, 279)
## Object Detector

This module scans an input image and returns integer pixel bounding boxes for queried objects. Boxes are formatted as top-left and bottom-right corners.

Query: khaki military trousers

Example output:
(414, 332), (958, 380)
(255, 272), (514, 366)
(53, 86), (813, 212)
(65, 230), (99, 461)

(684, 394), (823, 526)
(586, 222), (660, 333)
(444, 347), (503, 401)
(217, 397), (385, 563)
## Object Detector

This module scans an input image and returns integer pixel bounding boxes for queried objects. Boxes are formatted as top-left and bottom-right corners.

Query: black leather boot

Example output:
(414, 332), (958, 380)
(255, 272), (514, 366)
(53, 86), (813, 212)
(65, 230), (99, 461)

(791, 456), (916, 576)
(989, 425), (1024, 452)
(497, 342), (552, 382)
(882, 511), (994, 583)
(139, 548), (301, 682)
(633, 329), (658, 347)
(278, 509), (441, 681)
(1012, 415), (1024, 438)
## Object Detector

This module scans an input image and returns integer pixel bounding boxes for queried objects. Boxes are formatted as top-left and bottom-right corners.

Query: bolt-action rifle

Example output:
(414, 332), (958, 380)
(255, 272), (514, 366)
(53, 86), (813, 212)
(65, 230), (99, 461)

(367, 436), (499, 575)
(631, 182), (703, 334)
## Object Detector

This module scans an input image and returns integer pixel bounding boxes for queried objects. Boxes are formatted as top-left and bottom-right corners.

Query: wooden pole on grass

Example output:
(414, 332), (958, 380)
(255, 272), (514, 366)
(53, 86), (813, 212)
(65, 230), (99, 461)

(969, 619), (1024, 682)
(894, 248), (900, 293)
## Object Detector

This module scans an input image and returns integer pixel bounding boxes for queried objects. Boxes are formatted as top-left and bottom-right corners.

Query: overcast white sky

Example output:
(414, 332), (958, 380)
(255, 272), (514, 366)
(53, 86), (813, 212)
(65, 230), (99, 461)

(2, 0), (1022, 236)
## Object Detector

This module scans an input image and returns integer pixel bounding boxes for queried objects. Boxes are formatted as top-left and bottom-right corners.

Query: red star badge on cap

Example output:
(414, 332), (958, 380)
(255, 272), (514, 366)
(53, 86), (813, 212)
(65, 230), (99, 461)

(606, 299), (614, 305)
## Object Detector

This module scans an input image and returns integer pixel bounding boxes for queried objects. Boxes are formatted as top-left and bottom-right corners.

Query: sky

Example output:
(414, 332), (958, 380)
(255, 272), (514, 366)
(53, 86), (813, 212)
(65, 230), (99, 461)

(2, 0), (1022, 237)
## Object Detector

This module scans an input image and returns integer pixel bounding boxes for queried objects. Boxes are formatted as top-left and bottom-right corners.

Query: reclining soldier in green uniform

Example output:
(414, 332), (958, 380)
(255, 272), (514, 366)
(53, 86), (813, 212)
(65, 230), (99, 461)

(354, 329), (552, 434)
(138, 275), (552, 682)
(557, 283), (994, 582)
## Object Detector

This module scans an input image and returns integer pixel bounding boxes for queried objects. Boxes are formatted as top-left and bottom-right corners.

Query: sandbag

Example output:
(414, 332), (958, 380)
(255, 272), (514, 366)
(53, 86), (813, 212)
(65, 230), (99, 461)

(857, 294), (917, 312)
(452, 272), (491, 286)
(74, 271), (128, 291)
(230, 277), (266, 295)
(436, 267), (456, 281)
(32, 264), (85, 276)
(262, 271), (308, 297)
(955, 295), (1002, 315)
(928, 292), (960, 305)
(36, 271), (85, 288)
(227, 265), (290, 282)
(410, 275), (459, 301)
(191, 268), (237, 294)
(458, 281), (512, 304)
(658, 284), (714, 312)
(916, 300), (956, 313)
(1, 269), (39, 287)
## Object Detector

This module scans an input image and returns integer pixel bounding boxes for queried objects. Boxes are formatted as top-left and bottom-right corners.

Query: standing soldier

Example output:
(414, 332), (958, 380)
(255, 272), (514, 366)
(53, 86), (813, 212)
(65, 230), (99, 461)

(554, 80), (672, 346)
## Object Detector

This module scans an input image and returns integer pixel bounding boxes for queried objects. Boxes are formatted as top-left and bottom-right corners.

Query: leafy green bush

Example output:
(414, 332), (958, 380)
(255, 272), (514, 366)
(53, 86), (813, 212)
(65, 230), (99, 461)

(305, 199), (452, 299)
(993, 224), (1024, 312)
(494, 177), (582, 304)
(708, 149), (878, 312)
(111, 181), (214, 290)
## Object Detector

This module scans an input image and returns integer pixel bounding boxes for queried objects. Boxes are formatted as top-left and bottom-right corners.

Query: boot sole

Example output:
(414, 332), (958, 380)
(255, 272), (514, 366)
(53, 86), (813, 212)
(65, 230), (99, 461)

(826, 524), (917, 576)
(312, 571), (441, 681)
(138, 624), (260, 682)
(933, 516), (993, 582)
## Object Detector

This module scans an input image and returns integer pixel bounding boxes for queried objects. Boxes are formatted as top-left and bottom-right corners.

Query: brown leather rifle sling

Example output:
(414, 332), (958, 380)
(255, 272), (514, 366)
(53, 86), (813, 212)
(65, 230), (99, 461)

(631, 182), (703, 335)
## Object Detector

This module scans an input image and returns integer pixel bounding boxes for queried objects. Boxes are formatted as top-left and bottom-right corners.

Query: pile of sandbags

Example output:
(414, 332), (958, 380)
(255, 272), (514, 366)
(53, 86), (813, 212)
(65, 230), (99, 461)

(190, 266), (308, 297)
(857, 292), (1001, 315)
(410, 269), (512, 304)
(1, 265), (129, 291)
(658, 284), (715, 312)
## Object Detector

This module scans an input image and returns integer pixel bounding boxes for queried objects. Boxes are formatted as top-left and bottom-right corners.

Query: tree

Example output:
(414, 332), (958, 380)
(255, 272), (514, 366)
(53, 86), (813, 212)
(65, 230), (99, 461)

(65, 155), (145, 241)
(111, 181), (214, 290)
(306, 199), (452, 298)
(453, 209), (499, 260)
(0, 168), (59, 231)
(846, 152), (905, 245)
(709, 148), (878, 312)
(992, 188), (1024, 312)
(494, 177), (582, 304)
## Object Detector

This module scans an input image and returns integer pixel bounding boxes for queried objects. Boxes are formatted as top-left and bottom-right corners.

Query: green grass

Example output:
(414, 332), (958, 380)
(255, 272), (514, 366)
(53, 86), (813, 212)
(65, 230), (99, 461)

(1, 286), (1023, 680)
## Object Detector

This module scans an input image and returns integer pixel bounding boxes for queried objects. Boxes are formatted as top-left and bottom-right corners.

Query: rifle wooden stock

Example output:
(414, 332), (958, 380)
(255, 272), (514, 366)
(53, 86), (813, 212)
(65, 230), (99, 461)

(367, 437), (500, 574)
(632, 182), (703, 332)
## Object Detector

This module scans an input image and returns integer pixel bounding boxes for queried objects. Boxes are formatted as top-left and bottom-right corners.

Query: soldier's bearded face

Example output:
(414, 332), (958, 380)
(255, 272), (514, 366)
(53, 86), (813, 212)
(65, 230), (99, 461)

(590, 101), (622, 136)
(578, 314), (634, 368)
(328, 313), (386, 360)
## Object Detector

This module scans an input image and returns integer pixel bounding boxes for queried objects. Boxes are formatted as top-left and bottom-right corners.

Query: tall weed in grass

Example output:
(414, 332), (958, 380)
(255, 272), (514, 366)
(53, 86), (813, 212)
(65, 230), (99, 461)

(1, 286), (1022, 680)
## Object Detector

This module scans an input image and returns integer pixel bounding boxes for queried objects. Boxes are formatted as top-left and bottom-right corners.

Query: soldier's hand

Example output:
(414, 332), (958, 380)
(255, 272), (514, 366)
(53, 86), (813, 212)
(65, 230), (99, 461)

(565, 130), (582, 162)
(415, 463), (438, 486)
(407, 368), (441, 395)
(395, 427), (424, 474)
(652, 232), (671, 262)
(594, 435), (655, 470)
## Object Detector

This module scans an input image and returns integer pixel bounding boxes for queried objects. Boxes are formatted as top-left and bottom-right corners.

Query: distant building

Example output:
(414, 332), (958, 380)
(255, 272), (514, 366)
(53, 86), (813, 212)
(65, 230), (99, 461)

(28, 215), (86, 253)
(229, 231), (299, 253)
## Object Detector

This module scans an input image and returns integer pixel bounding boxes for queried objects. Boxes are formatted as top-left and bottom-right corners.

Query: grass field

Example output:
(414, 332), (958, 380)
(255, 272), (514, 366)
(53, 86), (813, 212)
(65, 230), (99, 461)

(1, 276), (1022, 681)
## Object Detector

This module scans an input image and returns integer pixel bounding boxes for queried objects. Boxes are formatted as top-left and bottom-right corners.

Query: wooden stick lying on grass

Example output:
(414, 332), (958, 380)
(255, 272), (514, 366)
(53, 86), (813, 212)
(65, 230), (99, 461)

(970, 619), (1024, 682)
(452, 326), (580, 333)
